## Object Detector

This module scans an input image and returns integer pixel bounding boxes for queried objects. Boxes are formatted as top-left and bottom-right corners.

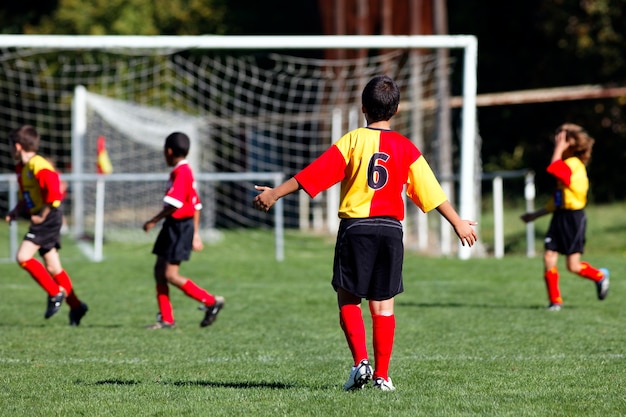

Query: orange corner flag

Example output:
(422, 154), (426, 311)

(97, 135), (113, 174)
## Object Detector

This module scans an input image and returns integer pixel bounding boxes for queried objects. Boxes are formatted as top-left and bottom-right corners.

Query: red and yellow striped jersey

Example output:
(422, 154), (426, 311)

(294, 127), (447, 220)
(16, 155), (63, 215)
(545, 156), (588, 211)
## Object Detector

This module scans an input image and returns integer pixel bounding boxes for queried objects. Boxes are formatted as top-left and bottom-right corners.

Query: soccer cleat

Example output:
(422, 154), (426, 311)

(69, 302), (89, 326)
(596, 268), (610, 300)
(343, 359), (373, 391)
(146, 320), (176, 330)
(199, 295), (225, 327)
(546, 303), (562, 311)
(146, 312), (175, 329)
(44, 292), (65, 319)
(372, 377), (396, 391)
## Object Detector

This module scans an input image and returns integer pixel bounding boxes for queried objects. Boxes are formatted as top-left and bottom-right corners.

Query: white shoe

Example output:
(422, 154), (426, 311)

(343, 359), (372, 391)
(373, 377), (395, 391)
(597, 268), (610, 300)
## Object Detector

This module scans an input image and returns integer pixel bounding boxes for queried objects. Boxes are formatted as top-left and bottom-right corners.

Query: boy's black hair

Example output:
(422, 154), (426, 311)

(361, 75), (400, 123)
(164, 132), (190, 157)
(8, 125), (40, 152)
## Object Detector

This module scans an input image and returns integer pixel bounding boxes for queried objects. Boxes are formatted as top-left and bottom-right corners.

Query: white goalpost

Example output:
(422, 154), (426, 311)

(0, 34), (478, 260)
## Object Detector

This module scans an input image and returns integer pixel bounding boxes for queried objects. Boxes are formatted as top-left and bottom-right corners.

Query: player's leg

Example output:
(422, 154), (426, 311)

(543, 249), (562, 309)
(16, 240), (65, 318)
(565, 253), (609, 300)
(149, 256), (175, 328)
(338, 288), (372, 390)
(338, 288), (368, 367)
(43, 248), (88, 325)
(161, 219), (224, 327)
(167, 267), (225, 327)
(16, 240), (59, 295)
(366, 217), (402, 390)
(561, 209), (609, 299)
(369, 298), (396, 390)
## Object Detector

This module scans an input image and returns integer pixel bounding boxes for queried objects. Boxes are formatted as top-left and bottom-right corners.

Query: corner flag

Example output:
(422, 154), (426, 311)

(96, 135), (113, 174)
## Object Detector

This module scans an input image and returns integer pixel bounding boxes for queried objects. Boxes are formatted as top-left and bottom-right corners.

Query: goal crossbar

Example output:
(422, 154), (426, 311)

(0, 34), (476, 50)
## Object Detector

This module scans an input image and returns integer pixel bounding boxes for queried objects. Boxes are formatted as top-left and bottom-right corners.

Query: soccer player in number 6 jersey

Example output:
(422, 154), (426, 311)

(6, 125), (88, 325)
(143, 132), (225, 329)
(253, 75), (477, 391)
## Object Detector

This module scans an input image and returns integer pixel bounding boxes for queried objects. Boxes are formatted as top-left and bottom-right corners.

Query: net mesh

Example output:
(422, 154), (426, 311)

(0, 45), (455, 243)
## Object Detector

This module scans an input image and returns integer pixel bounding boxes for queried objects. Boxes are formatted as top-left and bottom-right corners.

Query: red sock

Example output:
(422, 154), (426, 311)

(578, 261), (603, 282)
(544, 267), (562, 304)
(180, 279), (215, 306)
(20, 258), (60, 296)
(52, 270), (80, 309)
(339, 304), (368, 365)
(372, 314), (395, 380)
(156, 284), (174, 324)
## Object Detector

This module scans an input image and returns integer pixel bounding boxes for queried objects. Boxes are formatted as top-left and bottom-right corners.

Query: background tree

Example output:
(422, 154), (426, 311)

(13, 0), (229, 35)
(448, 0), (626, 201)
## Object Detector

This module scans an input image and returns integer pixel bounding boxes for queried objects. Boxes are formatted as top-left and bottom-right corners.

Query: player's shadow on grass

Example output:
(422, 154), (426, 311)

(167, 380), (294, 389)
(398, 301), (555, 310)
(83, 379), (294, 389)
(89, 379), (141, 386)
(0, 323), (122, 328)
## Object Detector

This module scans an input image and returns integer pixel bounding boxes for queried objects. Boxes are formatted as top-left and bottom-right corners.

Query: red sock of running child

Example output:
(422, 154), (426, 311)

(180, 279), (216, 306)
(20, 258), (61, 297)
(577, 261), (604, 282)
(372, 314), (395, 380)
(156, 284), (174, 324)
(339, 304), (368, 365)
(544, 267), (562, 305)
(52, 270), (80, 309)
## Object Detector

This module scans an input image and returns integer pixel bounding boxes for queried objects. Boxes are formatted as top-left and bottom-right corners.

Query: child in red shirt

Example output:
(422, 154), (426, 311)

(143, 132), (224, 329)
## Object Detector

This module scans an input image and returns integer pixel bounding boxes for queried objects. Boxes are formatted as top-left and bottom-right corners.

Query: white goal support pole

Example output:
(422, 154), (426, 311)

(71, 84), (87, 240)
(0, 34), (479, 259)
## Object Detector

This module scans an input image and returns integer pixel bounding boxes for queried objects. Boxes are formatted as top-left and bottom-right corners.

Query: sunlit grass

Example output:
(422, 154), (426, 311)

(0, 202), (624, 416)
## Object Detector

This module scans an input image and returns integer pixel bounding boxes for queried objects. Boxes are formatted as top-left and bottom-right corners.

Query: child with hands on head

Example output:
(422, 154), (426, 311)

(521, 123), (609, 311)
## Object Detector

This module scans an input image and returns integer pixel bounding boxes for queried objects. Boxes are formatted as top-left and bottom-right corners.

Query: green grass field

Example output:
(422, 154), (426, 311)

(0, 202), (625, 416)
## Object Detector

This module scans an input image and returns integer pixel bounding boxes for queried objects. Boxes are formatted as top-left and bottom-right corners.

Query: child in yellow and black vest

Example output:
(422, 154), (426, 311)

(521, 123), (609, 311)
(6, 125), (88, 325)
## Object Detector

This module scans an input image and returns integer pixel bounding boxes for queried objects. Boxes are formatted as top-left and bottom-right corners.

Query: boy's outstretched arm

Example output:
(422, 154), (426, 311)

(253, 177), (302, 212)
(435, 200), (478, 247)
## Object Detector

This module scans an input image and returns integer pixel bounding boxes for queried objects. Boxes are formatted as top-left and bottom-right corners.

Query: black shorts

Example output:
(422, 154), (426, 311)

(152, 217), (194, 263)
(24, 207), (62, 256)
(544, 209), (586, 255)
(332, 217), (404, 301)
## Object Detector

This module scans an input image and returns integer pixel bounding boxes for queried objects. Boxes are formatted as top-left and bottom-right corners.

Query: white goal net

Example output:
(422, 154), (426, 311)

(0, 35), (478, 260)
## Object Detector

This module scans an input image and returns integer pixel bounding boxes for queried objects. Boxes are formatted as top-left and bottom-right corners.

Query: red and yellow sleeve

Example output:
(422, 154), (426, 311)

(295, 145), (347, 198)
(406, 156), (447, 213)
(546, 159), (572, 186)
(30, 156), (63, 207)
(36, 169), (63, 207)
